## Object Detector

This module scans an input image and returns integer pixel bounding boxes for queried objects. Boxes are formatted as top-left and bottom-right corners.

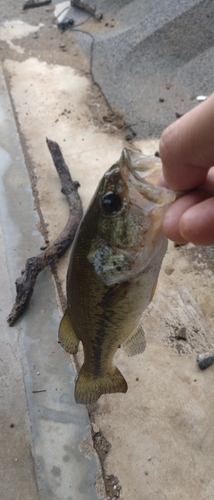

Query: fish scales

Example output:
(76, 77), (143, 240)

(59, 148), (176, 404)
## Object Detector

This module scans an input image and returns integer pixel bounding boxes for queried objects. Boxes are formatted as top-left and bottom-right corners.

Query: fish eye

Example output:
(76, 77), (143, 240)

(101, 192), (122, 213)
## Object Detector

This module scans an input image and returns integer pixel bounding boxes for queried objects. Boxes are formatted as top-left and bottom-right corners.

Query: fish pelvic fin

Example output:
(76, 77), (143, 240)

(58, 308), (79, 355)
(75, 365), (128, 405)
(122, 324), (146, 357)
(150, 279), (157, 302)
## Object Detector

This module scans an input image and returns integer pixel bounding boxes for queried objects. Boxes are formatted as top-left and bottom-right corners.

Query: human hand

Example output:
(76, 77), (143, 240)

(159, 94), (214, 245)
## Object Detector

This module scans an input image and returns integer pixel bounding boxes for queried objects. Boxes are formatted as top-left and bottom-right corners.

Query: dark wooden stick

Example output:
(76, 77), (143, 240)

(23, 0), (51, 9)
(7, 139), (83, 326)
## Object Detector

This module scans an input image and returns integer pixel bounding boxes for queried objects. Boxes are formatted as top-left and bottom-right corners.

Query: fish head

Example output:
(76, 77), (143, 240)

(96, 148), (176, 245)
(88, 148), (177, 284)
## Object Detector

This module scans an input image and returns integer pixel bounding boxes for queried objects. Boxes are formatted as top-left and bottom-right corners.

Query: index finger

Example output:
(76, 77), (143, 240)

(159, 94), (214, 191)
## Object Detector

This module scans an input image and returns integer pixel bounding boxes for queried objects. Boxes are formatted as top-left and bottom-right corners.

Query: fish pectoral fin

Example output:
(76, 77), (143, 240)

(122, 324), (146, 357)
(75, 365), (128, 405)
(58, 308), (79, 355)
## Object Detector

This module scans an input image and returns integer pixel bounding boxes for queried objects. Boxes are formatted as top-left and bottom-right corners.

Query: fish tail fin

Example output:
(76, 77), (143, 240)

(58, 308), (79, 354)
(75, 365), (128, 405)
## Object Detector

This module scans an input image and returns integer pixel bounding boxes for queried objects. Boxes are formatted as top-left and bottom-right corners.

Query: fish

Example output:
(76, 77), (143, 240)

(58, 148), (177, 405)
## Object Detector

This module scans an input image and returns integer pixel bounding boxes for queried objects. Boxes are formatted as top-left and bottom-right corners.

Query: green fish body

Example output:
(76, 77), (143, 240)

(59, 149), (176, 404)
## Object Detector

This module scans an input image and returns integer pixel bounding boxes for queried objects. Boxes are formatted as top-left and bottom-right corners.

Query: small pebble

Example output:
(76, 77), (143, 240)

(196, 352), (214, 370)
(95, 11), (103, 20)
(37, 372), (40, 375)
(164, 265), (174, 276)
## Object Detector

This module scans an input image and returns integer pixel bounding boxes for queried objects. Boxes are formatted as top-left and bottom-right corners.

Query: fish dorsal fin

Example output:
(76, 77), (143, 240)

(58, 308), (79, 355)
(122, 324), (146, 357)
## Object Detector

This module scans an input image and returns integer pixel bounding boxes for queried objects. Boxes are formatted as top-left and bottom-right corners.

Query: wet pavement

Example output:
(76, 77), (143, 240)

(1, 2), (214, 499)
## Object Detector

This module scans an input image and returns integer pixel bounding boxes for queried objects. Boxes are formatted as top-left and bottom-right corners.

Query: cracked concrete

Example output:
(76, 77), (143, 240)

(1, 2), (214, 499)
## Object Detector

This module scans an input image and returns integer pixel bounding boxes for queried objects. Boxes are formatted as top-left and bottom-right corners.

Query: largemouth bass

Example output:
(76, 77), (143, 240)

(59, 149), (176, 405)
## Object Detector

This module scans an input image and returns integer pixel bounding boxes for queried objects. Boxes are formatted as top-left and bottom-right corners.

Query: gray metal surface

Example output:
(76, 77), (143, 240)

(0, 65), (101, 500)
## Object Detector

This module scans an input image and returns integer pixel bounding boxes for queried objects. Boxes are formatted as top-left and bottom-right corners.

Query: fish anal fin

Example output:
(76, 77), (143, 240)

(75, 365), (128, 405)
(58, 308), (79, 355)
(122, 324), (146, 357)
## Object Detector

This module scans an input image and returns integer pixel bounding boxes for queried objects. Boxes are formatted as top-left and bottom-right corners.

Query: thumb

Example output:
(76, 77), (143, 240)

(159, 94), (214, 191)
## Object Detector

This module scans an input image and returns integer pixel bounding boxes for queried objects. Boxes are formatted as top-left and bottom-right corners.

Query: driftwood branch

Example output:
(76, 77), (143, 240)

(8, 139), (83, 326)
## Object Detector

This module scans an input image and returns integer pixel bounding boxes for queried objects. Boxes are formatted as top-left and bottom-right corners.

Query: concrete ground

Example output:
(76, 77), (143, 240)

(1, 2), (214, 499)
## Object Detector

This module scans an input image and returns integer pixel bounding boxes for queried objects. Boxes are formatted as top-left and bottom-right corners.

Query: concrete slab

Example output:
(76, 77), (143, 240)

(0, 64), (103, 500)
(0, 187), (40, 500)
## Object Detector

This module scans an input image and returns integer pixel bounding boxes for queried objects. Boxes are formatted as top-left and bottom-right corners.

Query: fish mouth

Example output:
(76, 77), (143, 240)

(120, 148), (177, 209)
